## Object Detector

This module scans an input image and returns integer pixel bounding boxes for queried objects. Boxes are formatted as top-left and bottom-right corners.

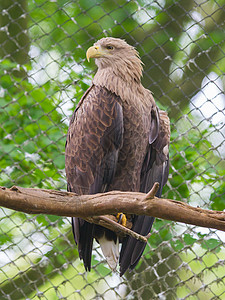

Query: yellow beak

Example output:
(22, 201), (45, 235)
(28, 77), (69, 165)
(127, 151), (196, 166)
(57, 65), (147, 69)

(86, 46), (104, 62)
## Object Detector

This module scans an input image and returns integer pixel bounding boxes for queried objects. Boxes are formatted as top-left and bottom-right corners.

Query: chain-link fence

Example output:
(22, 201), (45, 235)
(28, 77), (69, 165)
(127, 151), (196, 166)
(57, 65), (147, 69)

(0, 0), (225, 299)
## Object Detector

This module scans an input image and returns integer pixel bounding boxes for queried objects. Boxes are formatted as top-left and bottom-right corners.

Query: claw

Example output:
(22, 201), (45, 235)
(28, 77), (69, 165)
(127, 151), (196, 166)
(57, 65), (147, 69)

(116, 213), (127, 227)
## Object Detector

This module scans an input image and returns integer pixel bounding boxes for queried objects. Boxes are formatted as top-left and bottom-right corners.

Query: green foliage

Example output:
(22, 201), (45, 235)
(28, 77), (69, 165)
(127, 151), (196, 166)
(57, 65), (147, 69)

(0, 61), (67, 189)
(210, 177), (225, 211)
(201, 238), (221, 252)
(183, 233), (197, 246)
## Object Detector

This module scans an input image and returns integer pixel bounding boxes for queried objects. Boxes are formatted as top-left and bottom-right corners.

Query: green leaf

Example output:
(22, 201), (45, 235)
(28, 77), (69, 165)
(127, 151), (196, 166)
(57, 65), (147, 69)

(171, 239), (184, 251)
(183, 234), (197, 246)
(201, 238), (221, 252)
(210, 182), (225, 211)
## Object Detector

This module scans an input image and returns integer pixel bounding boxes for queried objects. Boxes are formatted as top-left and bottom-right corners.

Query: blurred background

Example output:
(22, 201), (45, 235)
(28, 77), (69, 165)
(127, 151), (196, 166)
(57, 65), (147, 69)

(0, 0), (225, 299)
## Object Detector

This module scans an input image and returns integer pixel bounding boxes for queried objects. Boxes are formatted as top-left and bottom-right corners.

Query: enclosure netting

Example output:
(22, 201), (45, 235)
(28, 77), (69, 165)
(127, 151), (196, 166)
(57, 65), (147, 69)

(0, 0), (225, 299)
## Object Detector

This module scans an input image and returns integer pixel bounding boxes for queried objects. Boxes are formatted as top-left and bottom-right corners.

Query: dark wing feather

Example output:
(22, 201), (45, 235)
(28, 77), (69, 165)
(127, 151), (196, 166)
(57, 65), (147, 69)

(71, 217), (94, 271)
(66, 85), (123, 271)
(119, 109), (170, 276)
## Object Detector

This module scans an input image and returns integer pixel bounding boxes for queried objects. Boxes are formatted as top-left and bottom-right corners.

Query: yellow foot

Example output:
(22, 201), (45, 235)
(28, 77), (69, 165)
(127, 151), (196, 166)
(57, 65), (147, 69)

(116, 213), (127, 227)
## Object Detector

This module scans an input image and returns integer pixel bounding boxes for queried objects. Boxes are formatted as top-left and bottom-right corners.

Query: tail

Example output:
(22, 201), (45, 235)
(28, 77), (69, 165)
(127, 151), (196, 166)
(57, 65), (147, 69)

(98, 233), (119, 272)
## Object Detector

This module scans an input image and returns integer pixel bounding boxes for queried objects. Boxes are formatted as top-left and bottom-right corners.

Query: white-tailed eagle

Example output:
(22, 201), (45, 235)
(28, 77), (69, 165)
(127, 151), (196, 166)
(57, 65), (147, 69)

(65, 37), (170, 276)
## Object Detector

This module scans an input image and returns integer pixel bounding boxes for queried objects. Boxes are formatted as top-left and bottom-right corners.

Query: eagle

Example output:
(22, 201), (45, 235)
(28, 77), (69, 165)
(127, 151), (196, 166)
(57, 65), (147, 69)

(65, 37), (170, 276)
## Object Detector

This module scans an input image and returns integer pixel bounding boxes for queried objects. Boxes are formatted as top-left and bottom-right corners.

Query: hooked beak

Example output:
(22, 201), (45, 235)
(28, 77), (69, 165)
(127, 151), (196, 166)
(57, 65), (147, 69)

(86, 45), (105, 62)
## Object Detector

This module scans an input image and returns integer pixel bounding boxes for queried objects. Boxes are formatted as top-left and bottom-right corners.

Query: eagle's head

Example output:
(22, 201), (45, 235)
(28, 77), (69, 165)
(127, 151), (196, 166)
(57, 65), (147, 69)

(86, 37), (143, 83)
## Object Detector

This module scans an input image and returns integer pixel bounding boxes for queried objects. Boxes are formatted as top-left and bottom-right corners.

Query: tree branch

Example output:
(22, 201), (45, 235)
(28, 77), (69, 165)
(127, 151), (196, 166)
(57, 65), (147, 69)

(0, 184), (225, 240)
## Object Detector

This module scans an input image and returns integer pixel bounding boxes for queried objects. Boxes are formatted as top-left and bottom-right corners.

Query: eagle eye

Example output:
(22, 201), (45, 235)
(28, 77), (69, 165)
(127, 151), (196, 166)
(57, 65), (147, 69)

(106, 45), (114, 50)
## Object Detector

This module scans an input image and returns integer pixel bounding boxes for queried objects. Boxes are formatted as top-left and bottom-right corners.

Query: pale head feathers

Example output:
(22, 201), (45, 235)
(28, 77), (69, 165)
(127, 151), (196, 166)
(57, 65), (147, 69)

(89, 37), (154, 108)
(92, 37), (143, 83)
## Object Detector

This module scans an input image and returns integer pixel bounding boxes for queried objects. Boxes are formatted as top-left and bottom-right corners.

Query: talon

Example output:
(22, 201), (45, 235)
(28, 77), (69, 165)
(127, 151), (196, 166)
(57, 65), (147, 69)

(116, 213), (127, 227)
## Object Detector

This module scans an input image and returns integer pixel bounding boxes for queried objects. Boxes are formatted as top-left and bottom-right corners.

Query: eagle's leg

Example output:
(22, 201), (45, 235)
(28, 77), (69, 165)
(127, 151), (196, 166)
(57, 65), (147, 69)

(116, 213), (127, 227)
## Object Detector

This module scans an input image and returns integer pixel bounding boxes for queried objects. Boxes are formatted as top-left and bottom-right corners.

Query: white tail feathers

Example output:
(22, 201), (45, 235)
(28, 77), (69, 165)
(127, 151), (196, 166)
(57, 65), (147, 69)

(98, 234), (119, 272)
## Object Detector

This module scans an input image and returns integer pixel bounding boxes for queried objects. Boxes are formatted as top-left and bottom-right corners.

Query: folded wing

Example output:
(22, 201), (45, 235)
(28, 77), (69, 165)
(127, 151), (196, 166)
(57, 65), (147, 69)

(66, 85), (123, 271)
(119, 109), (170, 276)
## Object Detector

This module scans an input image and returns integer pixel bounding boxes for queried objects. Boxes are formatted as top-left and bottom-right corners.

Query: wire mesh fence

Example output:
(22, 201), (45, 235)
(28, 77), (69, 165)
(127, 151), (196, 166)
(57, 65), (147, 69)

(0, 0), (225, 299)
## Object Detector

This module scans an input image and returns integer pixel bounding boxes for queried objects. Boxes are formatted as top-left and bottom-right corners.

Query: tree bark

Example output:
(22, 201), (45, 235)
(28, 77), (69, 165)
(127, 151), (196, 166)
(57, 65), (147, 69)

(0, 184), (225, 236)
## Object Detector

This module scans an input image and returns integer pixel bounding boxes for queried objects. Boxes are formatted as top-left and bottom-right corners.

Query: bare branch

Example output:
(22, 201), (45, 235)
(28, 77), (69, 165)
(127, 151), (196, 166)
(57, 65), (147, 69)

(0, 185), (225, 240)
(85, 215), (147, 242)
